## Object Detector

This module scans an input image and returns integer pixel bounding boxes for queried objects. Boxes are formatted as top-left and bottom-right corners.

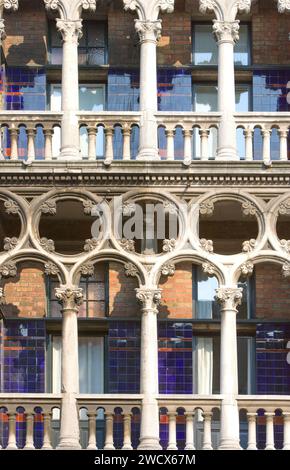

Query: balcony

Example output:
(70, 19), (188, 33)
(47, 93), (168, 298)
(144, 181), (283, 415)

(0, 112), (289, 164)
(0, 394), (289, 450)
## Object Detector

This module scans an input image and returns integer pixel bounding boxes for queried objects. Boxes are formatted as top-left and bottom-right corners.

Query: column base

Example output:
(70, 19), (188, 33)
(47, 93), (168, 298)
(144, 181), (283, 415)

(218, 440), (242, 450)
(136, 148), (160, 161)
(185, 444), (195, 450)
(60, 146), (81, 160)
(56, 443), (82, 450)
(215, 147), (239, 161)
(138, 438), (162, 451)
(87, 444), (98, 450)
(122, 444), (133, 450)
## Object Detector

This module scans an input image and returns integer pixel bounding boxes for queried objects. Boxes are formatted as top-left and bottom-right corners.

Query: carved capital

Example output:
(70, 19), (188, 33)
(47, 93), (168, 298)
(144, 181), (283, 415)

(162, 238), (176, 253)
(282, 263), (290, 278)
(278, 0), (290, 13)
(55, 287), (83, 311)
(242, 201), (257, 217)
(240, 261), (254, 277)
(0, 261), (17, 279)
(83, 199), (95, 215)
(44, 262), (59, 276)
(215, 287), (243, 311)
(136, 287), (162, 312)
(200, 238), (214, 253)
(44, 0), (96, 17)
(202, 262), (216, 277)
(124, 0), (174, 20)
(160, 263), (175, 277)
(120, 238), (135, 252)
(4, 199), (19, 215)
(0, 18), (5, 40)
(124, 262), (139, 278)
(213, 20), (240, 43)
(56, 19), (83, 43)
(280, 239), (290, 254)
(3, 237), (18, 251)
(242, 239), (257, 253)
(199, 0), (251, 21)
(40, 237), (55, 253)
(84, 238), (100, 252)
(2, 0), (19, 11)
(199, 200), (214, 216)
(80, 263), (94, 277)
(279, 199), (290, 215)
(135, 19), (162, 42)
(40, 200), (57, 215)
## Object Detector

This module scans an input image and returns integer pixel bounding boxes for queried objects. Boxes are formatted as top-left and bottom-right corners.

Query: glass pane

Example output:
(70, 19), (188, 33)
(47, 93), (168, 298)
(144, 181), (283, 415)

(88, 22), (106, 47)
(79, 86), (105, 112)
(194, 24), (218, 66)
(79, 337), (104, 394)
(88, 283), (105, 301)
(50, 48), (62, 65)
(192, 336), (220, 394)
(196, 267), (219, 319)
(235, 24), (250, 66)
(238, 337), (253, 394)
(194, 85), (218, 112)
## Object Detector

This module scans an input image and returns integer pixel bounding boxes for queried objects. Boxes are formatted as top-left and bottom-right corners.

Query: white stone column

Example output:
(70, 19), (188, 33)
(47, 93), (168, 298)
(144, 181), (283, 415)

(123, 0), (175, 161)
(136, 287), (162, 450)
(55, 286), (83, 450)
(215, 287), (243, 450)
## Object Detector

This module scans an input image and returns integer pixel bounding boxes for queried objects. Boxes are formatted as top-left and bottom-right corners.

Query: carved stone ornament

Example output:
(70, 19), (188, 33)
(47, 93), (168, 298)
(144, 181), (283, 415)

(80, 263), (95, 277)
(0, 19), (5, 40)
(40, 200), (57, 215)
(55, 287), (84, 310)
(242, 239), (257, 253)
(3, 0), (19, 10)
(162, 238), (176, 253)
(282, 263), (290, 278)
(240, 261), (254, 277)
(40, 237), (55, 253)
(83, 199), (95, 215)
(199, 0), (251, 18)
(280, 239), (290, 254)
(4, 199), (19, 215)
(135, 19), (162, 41)
(278, 199), (290, 215)
(215, 287), (243, 310)
(44, 0), (96, 14)
(163, 201), (177, 214)
(199, 200), (214, 216)
(161, 263), (175, 276)
(124, 262), (139, 278)
(84, 238), (100, 252)
(3, 237), (18, 251)
(56, 19), (83, 42)
(202, 262), (216, 277)
(44, 262), (59, 276)
(123, 0), (175, 17)
(135, 287), (162, 312)
(278, 0), (290, 13)
(122, 202), (136, 216)
(120, 238), (135, 252)
(242, 201), (257, 217)
(0, 261), (17, 279)
(0, 287), (6, 305)
(213, 20), (240, 43)
(200, 238), (214, 253)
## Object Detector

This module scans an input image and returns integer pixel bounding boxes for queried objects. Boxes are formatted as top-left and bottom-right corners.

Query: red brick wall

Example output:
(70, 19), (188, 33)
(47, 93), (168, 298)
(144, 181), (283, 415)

(2, 263), (47, 318)
(255, 263), (290, 319)
(108, 262), (140, 317)
(159, 262), (193, 318)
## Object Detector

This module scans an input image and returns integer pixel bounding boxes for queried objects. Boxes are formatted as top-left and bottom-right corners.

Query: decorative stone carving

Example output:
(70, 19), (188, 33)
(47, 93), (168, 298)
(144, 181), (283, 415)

(40, 237), (55, 253)
(84, 238), (99, 252)
(160, 263), (175, 276)
(122, 202), (136, 216)
(163, 201), (177, 214)
(2, 0), (19, 11)
(0, 19), (5, 40)
(135, 19), (162, 41)
(282, 263), (290, 278)
(44, 0), (96, 14)
(280, 239), (290, 253)
(80, 263), (95, 277)
(240, 261), (254, 277)
(0, 261), (17, 279)
(4, 199), (19, 214)
(124, 262), (139, 278)
(199, 200), (214, 216)
(162, 238), (176, 253)
(83, 199), (95, 215)
(215, 287), (243, 310)
(278, 0), (290, 13)
(136, 287), (162, 312)
(242, 201), (257, 217)
(202, 262), (216, 277)
(213, 20), (240, 42)
(3, 237), (18, 251)
(200, 238), (214, 253)
(123, 0), (175, 18)
(242, 239), (257, 252)
(56, 19), (83, 42)
(44, 262), (59, 276)
(199, 0), (251, 19)
(40, 200), (57, 215)
(120, 238), (135, 252)
(0, 287), (6, 305)
(278, 199), (290, 215)
(55, 287), (83, 310)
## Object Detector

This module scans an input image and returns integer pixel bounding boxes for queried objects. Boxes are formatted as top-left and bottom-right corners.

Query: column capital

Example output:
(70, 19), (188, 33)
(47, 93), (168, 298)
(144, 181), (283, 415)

(124, 0), (174, 21)
(199, 0), (251, 22)
(278, 0), (290, 13)
(135, 19), (162, 42)
(56, 18), (83, 42)
(44, 0), (96, 20)
(213, 20), (240, 43)
(215, 287), (243, 311)
(1, 0), (19, 11)
(136, 287), (162, 312)
(55, 286), (83, 311)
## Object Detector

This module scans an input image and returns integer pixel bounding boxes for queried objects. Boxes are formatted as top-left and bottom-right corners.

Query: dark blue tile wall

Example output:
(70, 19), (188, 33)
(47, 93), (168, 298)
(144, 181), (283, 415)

(3, 67), (46, 111)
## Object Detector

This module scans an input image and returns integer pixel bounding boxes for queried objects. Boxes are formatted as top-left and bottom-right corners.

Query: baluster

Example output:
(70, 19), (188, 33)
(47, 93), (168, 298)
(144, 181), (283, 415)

(122, 413), (133, 450)
(104, 127), (114, 164)
(183, 129), (193, 165)
(24, 412), (35, 450)
(167, 412), (177, 450)
(199, 129), (210, 161)
(104, 412), (115, 450)
(244, 128), (254, 161)
(202, 412), (213, 450)
(283, 412), (290, 450)
(279, 129), (288, 161)
(0, 126), (5, 159)
(7, 412), (17, 450)
(44, 129), (53, 161)
(247, 412), (257, 450)
(10, 128), (19, 161)
(27, 128), (36, 161)
(42, 412), (53, 450)
(262, 129), (271, 165)
(185, 412), (195, 450)
(88, 127), (97, 161)
(165, 129), (175, 161)
(87, 412), (97, 450)
(122, 125), (131, 161)
(265, 412), (275, 450)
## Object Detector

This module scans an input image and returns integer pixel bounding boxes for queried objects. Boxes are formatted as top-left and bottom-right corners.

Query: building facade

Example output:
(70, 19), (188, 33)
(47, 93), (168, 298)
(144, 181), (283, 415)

(0, 0), (289, 451)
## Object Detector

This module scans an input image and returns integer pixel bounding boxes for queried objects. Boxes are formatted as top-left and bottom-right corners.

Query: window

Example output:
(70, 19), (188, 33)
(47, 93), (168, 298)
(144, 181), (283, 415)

(193, 23), (251, 66)
(49, 20), (107, 66)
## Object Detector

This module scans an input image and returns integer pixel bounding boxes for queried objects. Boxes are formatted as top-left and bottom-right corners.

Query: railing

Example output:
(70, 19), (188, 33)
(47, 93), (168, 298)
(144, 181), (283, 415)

(237, 396), (290, 450)
(1, 111), (290, 163)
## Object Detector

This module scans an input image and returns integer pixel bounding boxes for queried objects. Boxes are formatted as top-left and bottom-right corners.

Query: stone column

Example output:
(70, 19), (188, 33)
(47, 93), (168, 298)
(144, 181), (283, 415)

(123, 0), (174, 161)
(136, 287), (162, 450)
(215, 287), (243, 450)
(55, 286), (83, 450)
